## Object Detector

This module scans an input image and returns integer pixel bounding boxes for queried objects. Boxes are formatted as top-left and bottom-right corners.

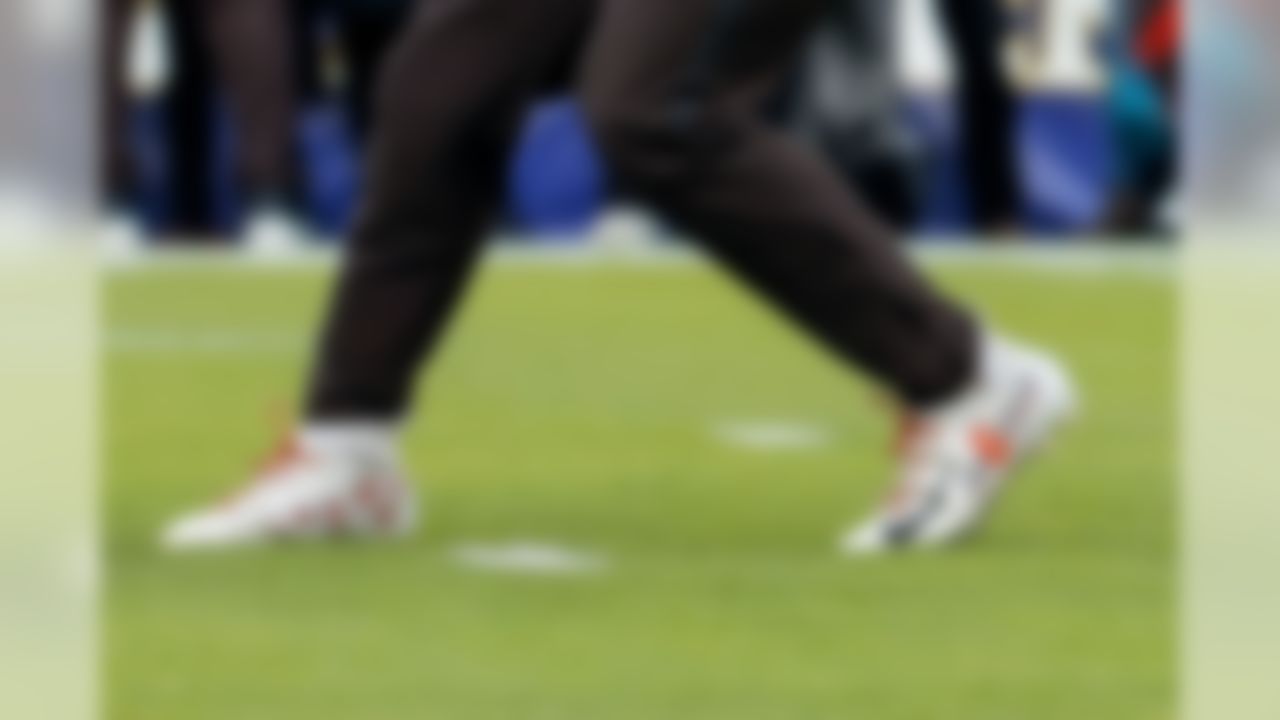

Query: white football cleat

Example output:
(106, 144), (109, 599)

(840, 335), (1078, 556)
(162, 430), (418, 552)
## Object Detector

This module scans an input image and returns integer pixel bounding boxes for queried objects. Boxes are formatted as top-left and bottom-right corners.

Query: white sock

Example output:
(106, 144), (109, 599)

(300, 421), (399, 463)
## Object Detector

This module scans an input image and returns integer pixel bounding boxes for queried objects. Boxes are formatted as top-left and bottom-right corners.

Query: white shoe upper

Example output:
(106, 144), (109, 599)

(841, 335), (1078, 556)
(161, 431), (417, 552)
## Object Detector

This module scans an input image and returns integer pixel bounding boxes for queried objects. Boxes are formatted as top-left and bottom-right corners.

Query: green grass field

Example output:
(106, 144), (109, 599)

(107, 252), (1174, 720)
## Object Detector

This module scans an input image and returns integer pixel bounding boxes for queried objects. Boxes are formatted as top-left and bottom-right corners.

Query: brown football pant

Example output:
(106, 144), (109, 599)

(307, 0), (976, 419)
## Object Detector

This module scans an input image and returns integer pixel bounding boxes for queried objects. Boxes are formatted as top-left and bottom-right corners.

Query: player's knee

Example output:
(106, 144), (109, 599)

(584, 97), (741, 199)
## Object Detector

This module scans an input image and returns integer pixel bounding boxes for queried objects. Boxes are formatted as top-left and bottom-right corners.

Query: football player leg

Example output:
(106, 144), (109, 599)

(163, 0), (592, 550)
(578, 0), (1076, 554)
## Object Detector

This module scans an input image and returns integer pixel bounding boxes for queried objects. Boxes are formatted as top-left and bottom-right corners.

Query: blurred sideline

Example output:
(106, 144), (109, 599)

(103, 234), (1174, 278)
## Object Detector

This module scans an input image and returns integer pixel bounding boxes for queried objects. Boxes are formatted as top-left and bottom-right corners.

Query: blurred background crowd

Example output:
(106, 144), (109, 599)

(98, 0), (1180, 252)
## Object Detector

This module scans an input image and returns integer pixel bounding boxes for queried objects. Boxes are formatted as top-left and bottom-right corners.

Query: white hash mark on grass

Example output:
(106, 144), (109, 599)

(713, 419), (833, 452)
(450, 541), (609, 577)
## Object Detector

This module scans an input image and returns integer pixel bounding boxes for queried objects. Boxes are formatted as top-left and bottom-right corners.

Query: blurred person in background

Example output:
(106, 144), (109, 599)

(936, 0), (1023, 234)
(100, 0), (138, 250)
(292, 0), (418, 146)
(163, 0), (1079, 557)
(100, 0), (304, 254)
(784, 0), (921, 230)
(287, 0), (417, 239)
(787, 0), (1023, 234)
(1101, 0), (1179, 235)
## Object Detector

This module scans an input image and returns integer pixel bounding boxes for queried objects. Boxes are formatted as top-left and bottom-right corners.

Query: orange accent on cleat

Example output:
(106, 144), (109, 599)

(257, 434), (307, 476)
(970, 424), (1012, 468)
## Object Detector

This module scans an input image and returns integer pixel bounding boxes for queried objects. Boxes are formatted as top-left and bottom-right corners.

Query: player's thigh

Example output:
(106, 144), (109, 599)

(384, 0), (591, 109)
(579, 0), (827, 121)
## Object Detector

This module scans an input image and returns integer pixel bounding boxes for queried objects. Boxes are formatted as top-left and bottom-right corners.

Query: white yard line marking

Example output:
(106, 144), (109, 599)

(450, 541), (609, 577)
(713, 419), (833, 452)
